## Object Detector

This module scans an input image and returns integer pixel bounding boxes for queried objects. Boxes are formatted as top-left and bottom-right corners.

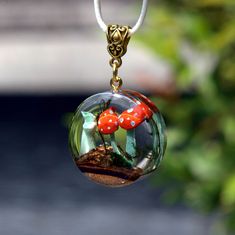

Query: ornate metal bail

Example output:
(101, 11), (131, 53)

(106, 25), (131, 92)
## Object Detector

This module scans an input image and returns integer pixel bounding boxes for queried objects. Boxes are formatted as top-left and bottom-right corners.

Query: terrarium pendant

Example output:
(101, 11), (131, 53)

(69, 1), (167, 187)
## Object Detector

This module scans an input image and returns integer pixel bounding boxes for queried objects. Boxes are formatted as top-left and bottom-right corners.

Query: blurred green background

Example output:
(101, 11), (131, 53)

(137, 0), (235, 233)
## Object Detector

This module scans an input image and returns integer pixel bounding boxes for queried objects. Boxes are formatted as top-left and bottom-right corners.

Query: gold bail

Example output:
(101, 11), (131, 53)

(106, 25), (131, 92)
(106, 24), (131, 64)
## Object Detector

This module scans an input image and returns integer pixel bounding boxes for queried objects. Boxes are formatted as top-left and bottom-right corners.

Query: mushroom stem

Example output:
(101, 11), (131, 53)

(110, 133), (121, 155)
(110, 133), (133, 168)
(126, 129), (136, 158)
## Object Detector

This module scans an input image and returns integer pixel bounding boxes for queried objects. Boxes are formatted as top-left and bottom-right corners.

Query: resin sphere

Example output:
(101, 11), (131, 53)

(69, 90), (167, 187)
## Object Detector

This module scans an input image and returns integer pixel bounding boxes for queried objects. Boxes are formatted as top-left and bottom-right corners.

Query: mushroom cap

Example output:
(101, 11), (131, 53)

(98, 107), (119, 134)
(98, 115), (119, 134)
(118, 101), (153, 130)
(99, 107), (116, 118)
(118, 110), (143, 130)
(135, 100), (153, 119)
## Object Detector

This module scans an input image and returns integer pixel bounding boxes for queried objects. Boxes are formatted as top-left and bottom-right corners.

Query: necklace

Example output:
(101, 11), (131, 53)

(69, 0), (167, 187)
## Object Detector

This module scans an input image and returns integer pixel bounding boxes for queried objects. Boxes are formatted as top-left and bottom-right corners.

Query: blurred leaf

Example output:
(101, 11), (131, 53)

(222, 174), (235, 208)
(187, 144), (225, 182)
(221, 117), (235, 144)
(185, 181), (221, 211)
(167, 128), (187, 148)
(195, 0), (235, 7)
(212, 21), (235, 50)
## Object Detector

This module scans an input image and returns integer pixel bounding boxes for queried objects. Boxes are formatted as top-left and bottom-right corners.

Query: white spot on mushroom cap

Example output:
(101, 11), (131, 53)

(107, 126), (111, 130)
(136, 101), (141, 105)
(109, 119), (112, 122)
(131, 121), (136, 127)
(119, 117), (124, 123)
(109, 110), (114, 114)
(127, 117), (130, 120)
(127, 108), (133, 113)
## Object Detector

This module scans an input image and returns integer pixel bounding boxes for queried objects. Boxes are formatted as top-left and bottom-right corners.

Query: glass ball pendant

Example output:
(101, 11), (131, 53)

(69, 90), (167, 187)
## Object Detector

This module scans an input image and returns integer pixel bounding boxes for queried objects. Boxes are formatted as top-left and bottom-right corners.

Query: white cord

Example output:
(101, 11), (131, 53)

(94, 0), (148, 35)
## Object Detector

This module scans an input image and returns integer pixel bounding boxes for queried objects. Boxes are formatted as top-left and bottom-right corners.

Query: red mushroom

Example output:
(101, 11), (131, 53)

(98, 113), (119, 134)
(97, 107), (120, 154)
(118, 102), (153, 157)
(118, 112), (143, 130)
(118, 101), (153, 129)
(135, 100), (153, 119)
(99, 106), (116, 118)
